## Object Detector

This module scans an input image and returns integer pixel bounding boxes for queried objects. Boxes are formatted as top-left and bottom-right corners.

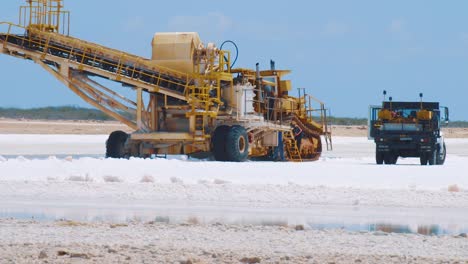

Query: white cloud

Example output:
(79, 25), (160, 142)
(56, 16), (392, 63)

(167, 12), (233, 34)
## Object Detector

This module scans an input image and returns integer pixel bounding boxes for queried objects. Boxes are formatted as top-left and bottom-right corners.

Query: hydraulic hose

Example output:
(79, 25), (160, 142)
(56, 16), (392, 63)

(220, 40), (239, 69)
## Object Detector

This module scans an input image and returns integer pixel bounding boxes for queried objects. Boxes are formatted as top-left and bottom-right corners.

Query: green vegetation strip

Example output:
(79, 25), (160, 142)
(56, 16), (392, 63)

(0, 106), (114, 121)
(0, 107), (467, 127)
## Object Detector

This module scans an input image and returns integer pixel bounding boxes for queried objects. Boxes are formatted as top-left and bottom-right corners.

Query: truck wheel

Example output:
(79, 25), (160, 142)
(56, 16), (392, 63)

(436, 143), (446, 165)
(106, 131), (129, 158)
(376, 151), (384, 165)
(428, 150), (437, 165)
(225, 126), (249, 162)
(384, 154), (393, 165)
(420, 153), (428, 166)
(385, 154), (398, 165)
(212, 125), (230, 161)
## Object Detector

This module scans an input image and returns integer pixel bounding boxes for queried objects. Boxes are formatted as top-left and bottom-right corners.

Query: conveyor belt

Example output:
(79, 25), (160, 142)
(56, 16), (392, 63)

(0, 30), (192, 101)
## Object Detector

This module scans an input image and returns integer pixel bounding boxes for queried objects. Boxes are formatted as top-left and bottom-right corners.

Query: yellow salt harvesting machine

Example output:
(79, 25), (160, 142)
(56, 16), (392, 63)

(0, 0), (332, 161)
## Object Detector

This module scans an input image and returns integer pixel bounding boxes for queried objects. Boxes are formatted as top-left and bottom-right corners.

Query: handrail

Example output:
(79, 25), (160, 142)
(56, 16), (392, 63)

(0, 23), (194, 99)
(19, 0), (70, 35)
(0, 22), (191, 79)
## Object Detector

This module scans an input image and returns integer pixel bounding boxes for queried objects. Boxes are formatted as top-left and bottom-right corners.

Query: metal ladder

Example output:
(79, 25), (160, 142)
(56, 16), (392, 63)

(283, 130), (302, 162)
(194, 115), (205, 137)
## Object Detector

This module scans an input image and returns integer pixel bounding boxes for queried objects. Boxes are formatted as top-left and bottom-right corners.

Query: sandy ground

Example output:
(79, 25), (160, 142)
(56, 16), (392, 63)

(0, 219), (467, 264)
(1, 118), (467, 138)
(0, 118), (133, 135)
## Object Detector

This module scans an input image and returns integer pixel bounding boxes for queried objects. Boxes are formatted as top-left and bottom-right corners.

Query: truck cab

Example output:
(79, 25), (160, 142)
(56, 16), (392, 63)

(368, 99), (449, 166)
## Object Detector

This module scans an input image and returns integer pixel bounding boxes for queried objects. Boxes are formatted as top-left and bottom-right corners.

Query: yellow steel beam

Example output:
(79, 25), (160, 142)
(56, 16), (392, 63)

(29, 29), (190, 81)
(71, 74), (137, 116)
(34, 59), (138, 130)
(131, 132), (194, 141)
(76, 75), (137, 107)
(0, 41), (188, 101)
(136, 88), (143, 130)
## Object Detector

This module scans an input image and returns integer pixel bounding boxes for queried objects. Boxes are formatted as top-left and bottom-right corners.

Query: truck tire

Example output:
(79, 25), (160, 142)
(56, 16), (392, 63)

(384, 152), (398, 165)
(225, 125), (249, 162)
(420, 153), (428, 166)
(376, 151), (384, 165)
(384, 154), (393, 165)
(106, 131), (128, 158)
(436, 143), (446, 165)
(428, 149), (437, 166)
(212, 125), (230, 161)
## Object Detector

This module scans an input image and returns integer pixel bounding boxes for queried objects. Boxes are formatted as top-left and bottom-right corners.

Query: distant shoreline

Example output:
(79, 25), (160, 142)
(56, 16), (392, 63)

(1, 118), (467, 138)
(1, 106), (467, 127)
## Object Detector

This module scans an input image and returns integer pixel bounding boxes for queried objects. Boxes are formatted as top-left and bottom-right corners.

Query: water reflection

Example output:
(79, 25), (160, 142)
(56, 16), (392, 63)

(2, 154), (103, 160)
(309, 222), (453, 235)
(1, 207), (466, 236)
(314, 222), (455, 235)
(373, 223), (442, 235)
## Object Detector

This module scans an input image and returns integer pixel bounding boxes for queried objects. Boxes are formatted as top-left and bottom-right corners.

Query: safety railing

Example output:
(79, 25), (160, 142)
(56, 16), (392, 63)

(219, 50), (231, 73)
(302, 92), (333, 150)
(19, 3), (70, 35)
(187, 48), (229, 114)
(0, 23), (193, 98)
(264, 96), (297, 126)
(296, 89), (326, 128)
(195, 49), (231, 75)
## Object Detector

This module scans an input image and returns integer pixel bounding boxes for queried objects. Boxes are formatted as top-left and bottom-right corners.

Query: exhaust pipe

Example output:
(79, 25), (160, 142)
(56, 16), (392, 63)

(256, 63), (263, 101)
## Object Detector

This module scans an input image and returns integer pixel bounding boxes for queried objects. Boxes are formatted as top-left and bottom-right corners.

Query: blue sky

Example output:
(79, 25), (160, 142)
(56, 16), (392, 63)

(1, 0), (467, 120)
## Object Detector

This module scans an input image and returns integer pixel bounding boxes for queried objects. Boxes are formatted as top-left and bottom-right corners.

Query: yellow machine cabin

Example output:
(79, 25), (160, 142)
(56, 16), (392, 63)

(0, 0), (332, 162)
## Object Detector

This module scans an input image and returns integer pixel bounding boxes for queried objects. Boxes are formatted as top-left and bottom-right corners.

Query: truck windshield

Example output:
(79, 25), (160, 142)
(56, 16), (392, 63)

(392, 109), (419, 119)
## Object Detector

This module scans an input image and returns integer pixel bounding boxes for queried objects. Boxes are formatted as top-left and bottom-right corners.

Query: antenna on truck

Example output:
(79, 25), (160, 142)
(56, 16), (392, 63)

(419, 93), (423, 109)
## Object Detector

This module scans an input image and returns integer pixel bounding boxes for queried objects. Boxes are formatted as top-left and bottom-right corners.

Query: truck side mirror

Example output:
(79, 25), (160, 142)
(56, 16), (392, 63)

(444, 107), (449, 124)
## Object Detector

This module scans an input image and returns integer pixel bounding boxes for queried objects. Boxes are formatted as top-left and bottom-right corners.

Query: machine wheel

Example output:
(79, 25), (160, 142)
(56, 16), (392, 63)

(436, 143), (446, 165)
(420, 153), (428, 166)
(106, 131), (129, 158)
(212, 125), (230, 161)
(376, 151), (384, 165)
(428, 149), (437, 166)
(225, 126), (249, 162)
(391, 154), (398, 165)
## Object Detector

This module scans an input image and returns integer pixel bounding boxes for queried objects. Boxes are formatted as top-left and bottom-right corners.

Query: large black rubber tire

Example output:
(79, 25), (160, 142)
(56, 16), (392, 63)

(391, 154), (398, 165)
(106, 131), (129, 158)
(383, 153), (393, 165)
(420, 153), (428, 166)
(428, 149), (437, 166)
(225, 126), (249, 162)
(436, 143), (446, 165)
(212, 125), (230, 161)
(376, 151), (384, 165)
